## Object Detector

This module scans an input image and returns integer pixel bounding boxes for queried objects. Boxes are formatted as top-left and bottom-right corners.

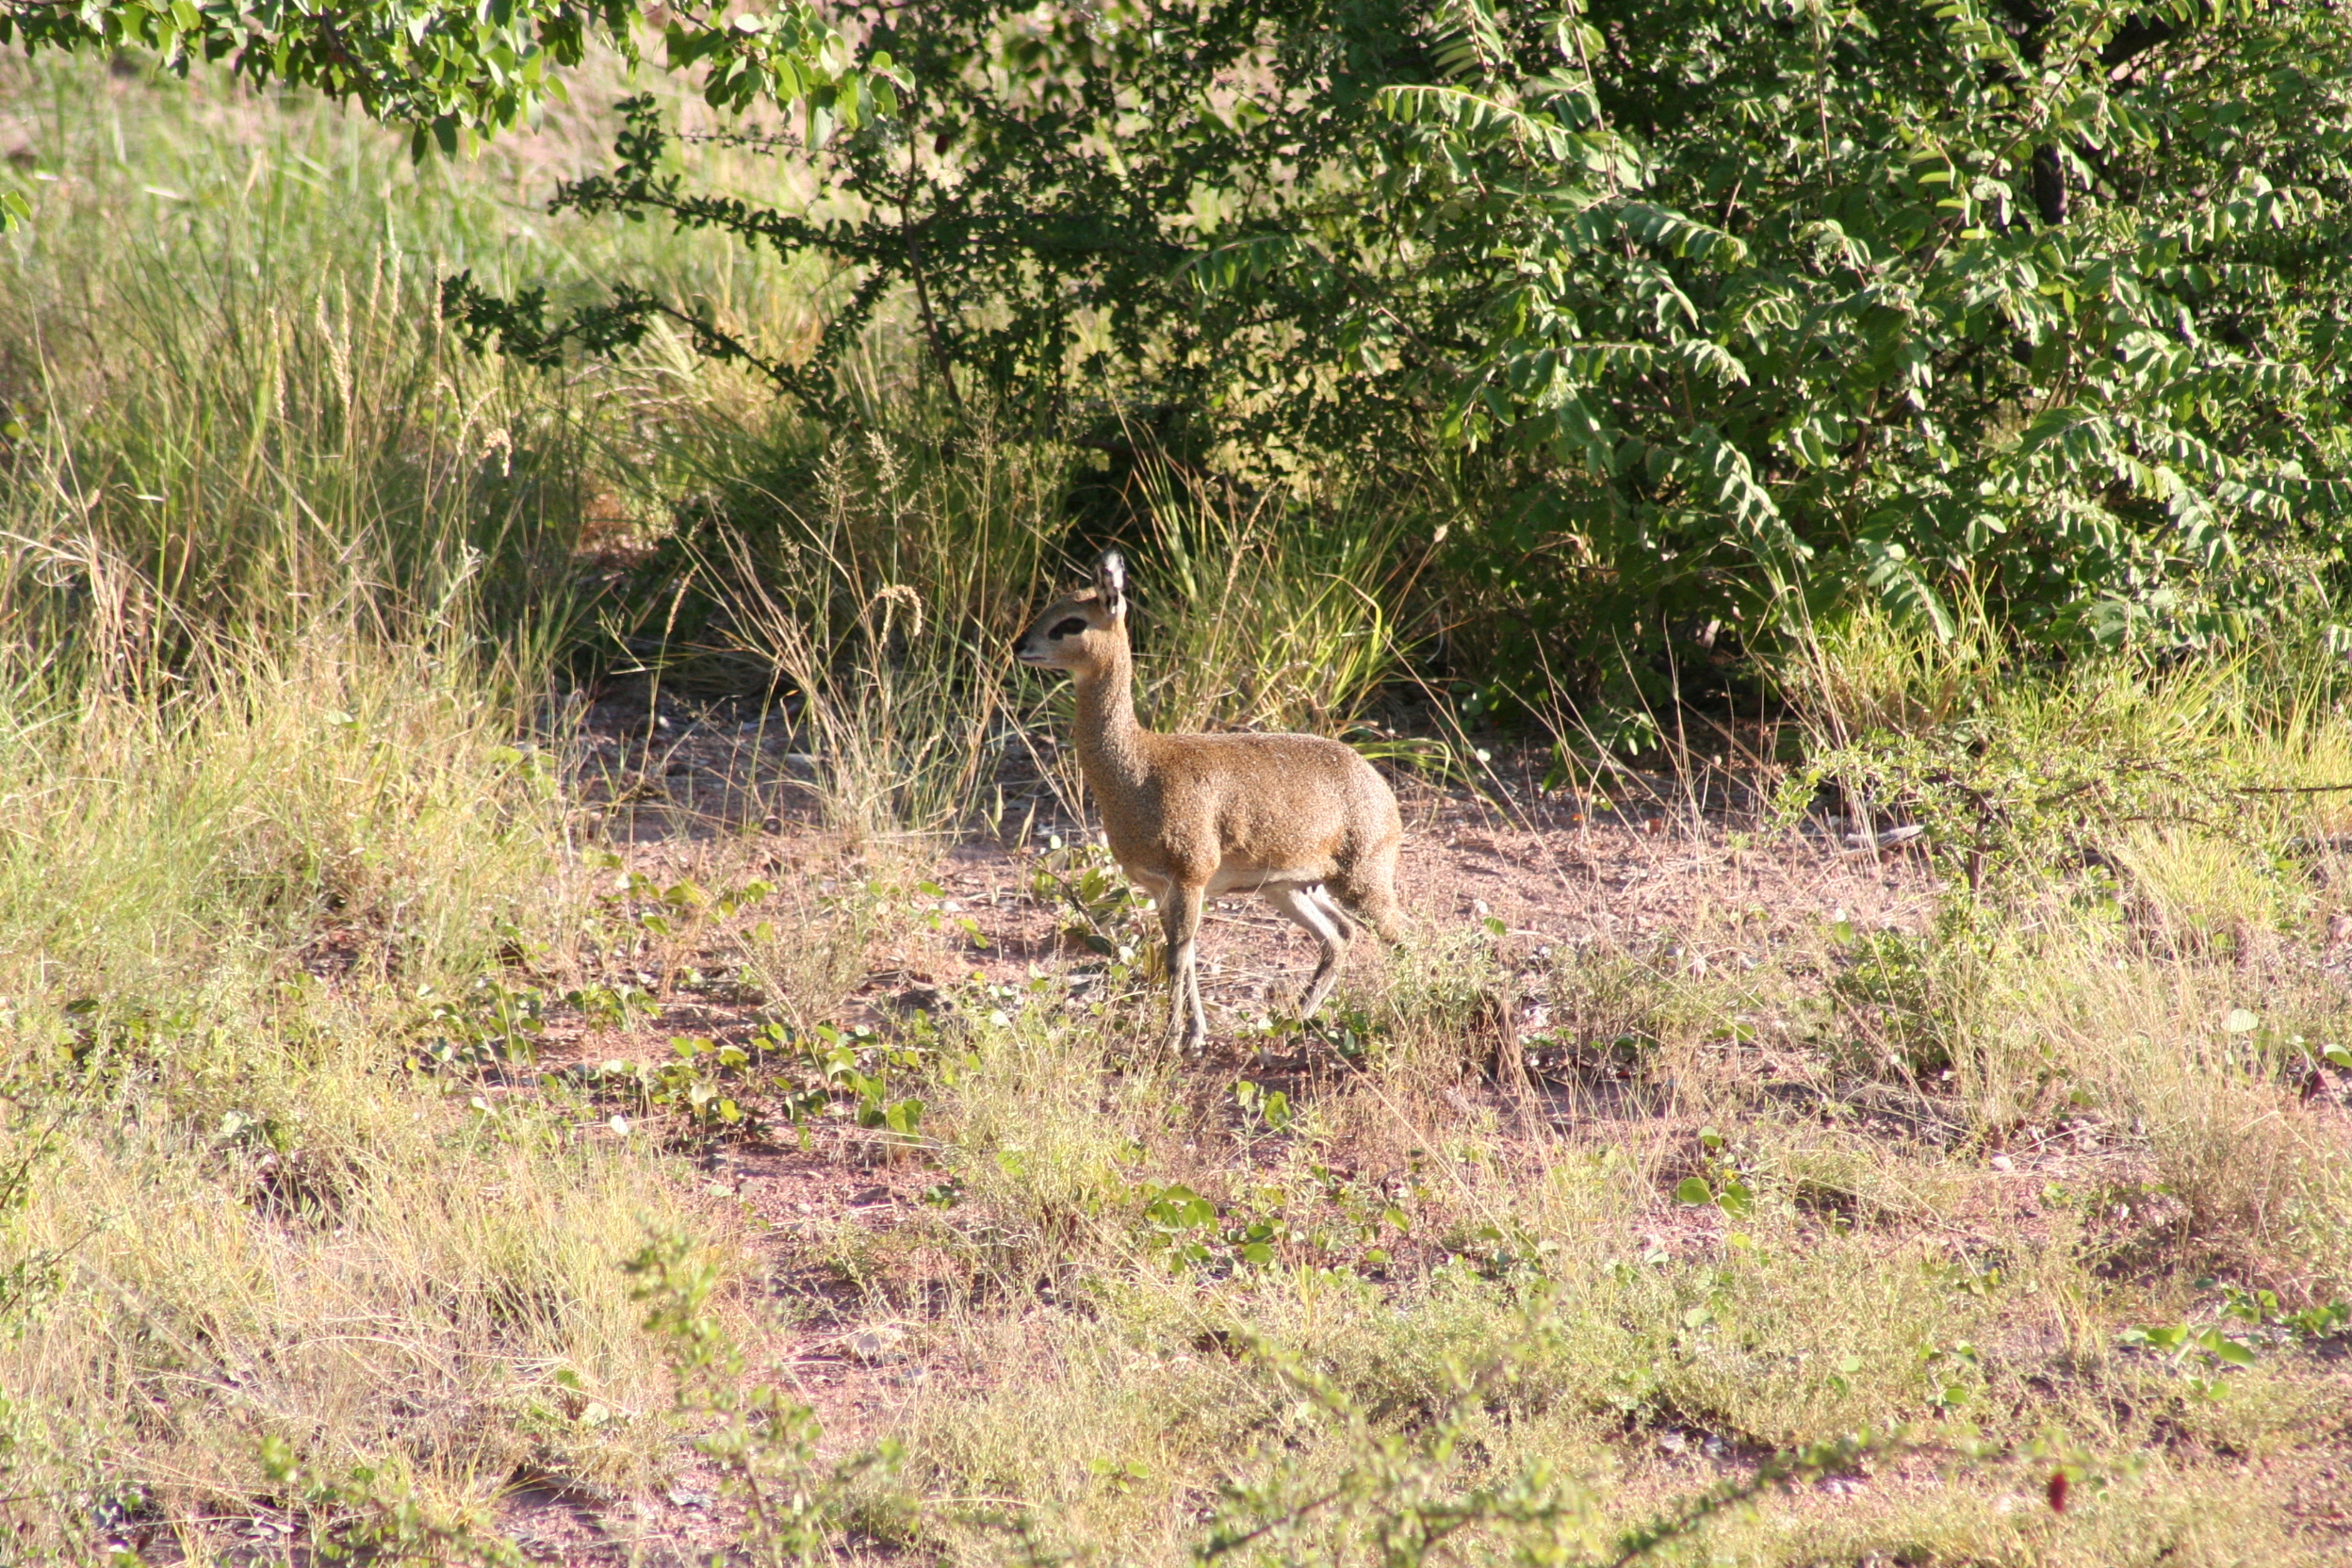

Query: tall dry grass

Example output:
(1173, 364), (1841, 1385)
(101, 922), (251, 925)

(0, 57), (776, 1556)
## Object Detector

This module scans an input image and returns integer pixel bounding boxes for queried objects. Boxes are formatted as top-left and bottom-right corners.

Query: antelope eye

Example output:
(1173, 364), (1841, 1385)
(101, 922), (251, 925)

(1050, 617), (1089, 639)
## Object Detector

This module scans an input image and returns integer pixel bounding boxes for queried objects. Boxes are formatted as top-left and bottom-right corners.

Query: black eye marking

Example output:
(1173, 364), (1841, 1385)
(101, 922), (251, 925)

(1049, 616), (1089, 639)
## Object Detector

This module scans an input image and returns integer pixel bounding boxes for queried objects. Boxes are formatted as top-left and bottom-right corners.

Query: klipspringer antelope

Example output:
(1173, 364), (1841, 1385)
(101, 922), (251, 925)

(1015, 551), (1406, 1052)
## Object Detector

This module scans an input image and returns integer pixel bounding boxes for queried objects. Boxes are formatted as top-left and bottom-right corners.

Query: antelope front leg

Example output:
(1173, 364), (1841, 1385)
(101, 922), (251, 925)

(1160, 883), (1209, 1054)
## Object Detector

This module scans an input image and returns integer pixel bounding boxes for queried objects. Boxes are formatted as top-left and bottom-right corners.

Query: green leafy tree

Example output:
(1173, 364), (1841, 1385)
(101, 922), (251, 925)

(441, 0), (1428, 427)
(19, 0), (2348, 689)
(1280, 0), (2352, 678)
(439, 0), (2352, 692)
(0, 0), (892, 162)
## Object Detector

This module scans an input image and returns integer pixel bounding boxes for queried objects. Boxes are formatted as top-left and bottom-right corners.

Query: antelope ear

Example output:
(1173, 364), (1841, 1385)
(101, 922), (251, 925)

(1095, 550), (1128, 617)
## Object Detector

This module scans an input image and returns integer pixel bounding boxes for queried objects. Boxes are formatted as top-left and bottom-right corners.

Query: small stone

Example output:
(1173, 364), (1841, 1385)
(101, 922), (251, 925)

(1989, 1154), (2014, 1171)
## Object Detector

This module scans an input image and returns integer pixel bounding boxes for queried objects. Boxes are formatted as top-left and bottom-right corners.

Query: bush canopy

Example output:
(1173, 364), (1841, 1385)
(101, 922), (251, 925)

(15, 0), (2351, 688)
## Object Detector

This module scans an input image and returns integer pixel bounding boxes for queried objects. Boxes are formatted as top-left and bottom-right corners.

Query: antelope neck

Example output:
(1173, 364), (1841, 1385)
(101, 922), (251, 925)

(1072, 633), (1152, 796)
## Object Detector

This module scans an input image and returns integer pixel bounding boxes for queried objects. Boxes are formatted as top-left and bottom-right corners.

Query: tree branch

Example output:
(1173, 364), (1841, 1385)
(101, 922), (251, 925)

(2101, 13), (2181, 74)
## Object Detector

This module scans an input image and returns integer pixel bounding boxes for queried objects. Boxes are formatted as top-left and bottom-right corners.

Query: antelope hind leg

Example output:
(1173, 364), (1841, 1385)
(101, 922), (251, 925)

(1267, 883), (1351, 1021)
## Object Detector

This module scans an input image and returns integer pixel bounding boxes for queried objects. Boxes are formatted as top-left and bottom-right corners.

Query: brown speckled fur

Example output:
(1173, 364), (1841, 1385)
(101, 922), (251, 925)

(1015, 552), (1405, 1050)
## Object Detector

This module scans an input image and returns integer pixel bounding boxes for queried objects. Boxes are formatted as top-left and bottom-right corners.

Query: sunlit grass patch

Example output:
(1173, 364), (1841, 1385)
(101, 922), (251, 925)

(3, 1101), (691, 1532)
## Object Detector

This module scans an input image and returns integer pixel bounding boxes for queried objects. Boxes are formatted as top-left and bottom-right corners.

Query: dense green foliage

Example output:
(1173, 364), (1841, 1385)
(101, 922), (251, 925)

(0, 0), (889, 158)
(1328, 0), (2352, 665)
(14, 0), (2352, 695)
(441, 0), (2352, 697)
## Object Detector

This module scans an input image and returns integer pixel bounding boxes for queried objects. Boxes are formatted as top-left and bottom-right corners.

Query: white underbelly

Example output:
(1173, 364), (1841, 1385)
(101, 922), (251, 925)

(1207, 863), (1325, 896)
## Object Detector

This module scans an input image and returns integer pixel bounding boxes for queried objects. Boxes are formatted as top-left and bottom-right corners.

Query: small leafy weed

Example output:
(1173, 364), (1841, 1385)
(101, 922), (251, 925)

(1673, 1126), (1757, 1220)
(592, 1037), (760, 1134)
(564, 980), (658, 1031)
(413, 977), (546, 1070)
(914, 880), (991, 950)
(1233, 1077), (1294, 1135)
(1028, 837), (1152, 960)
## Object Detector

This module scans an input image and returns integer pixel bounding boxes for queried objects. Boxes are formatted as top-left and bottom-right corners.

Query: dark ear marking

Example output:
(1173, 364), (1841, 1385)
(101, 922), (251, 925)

(1095, 549), (1127, 616)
